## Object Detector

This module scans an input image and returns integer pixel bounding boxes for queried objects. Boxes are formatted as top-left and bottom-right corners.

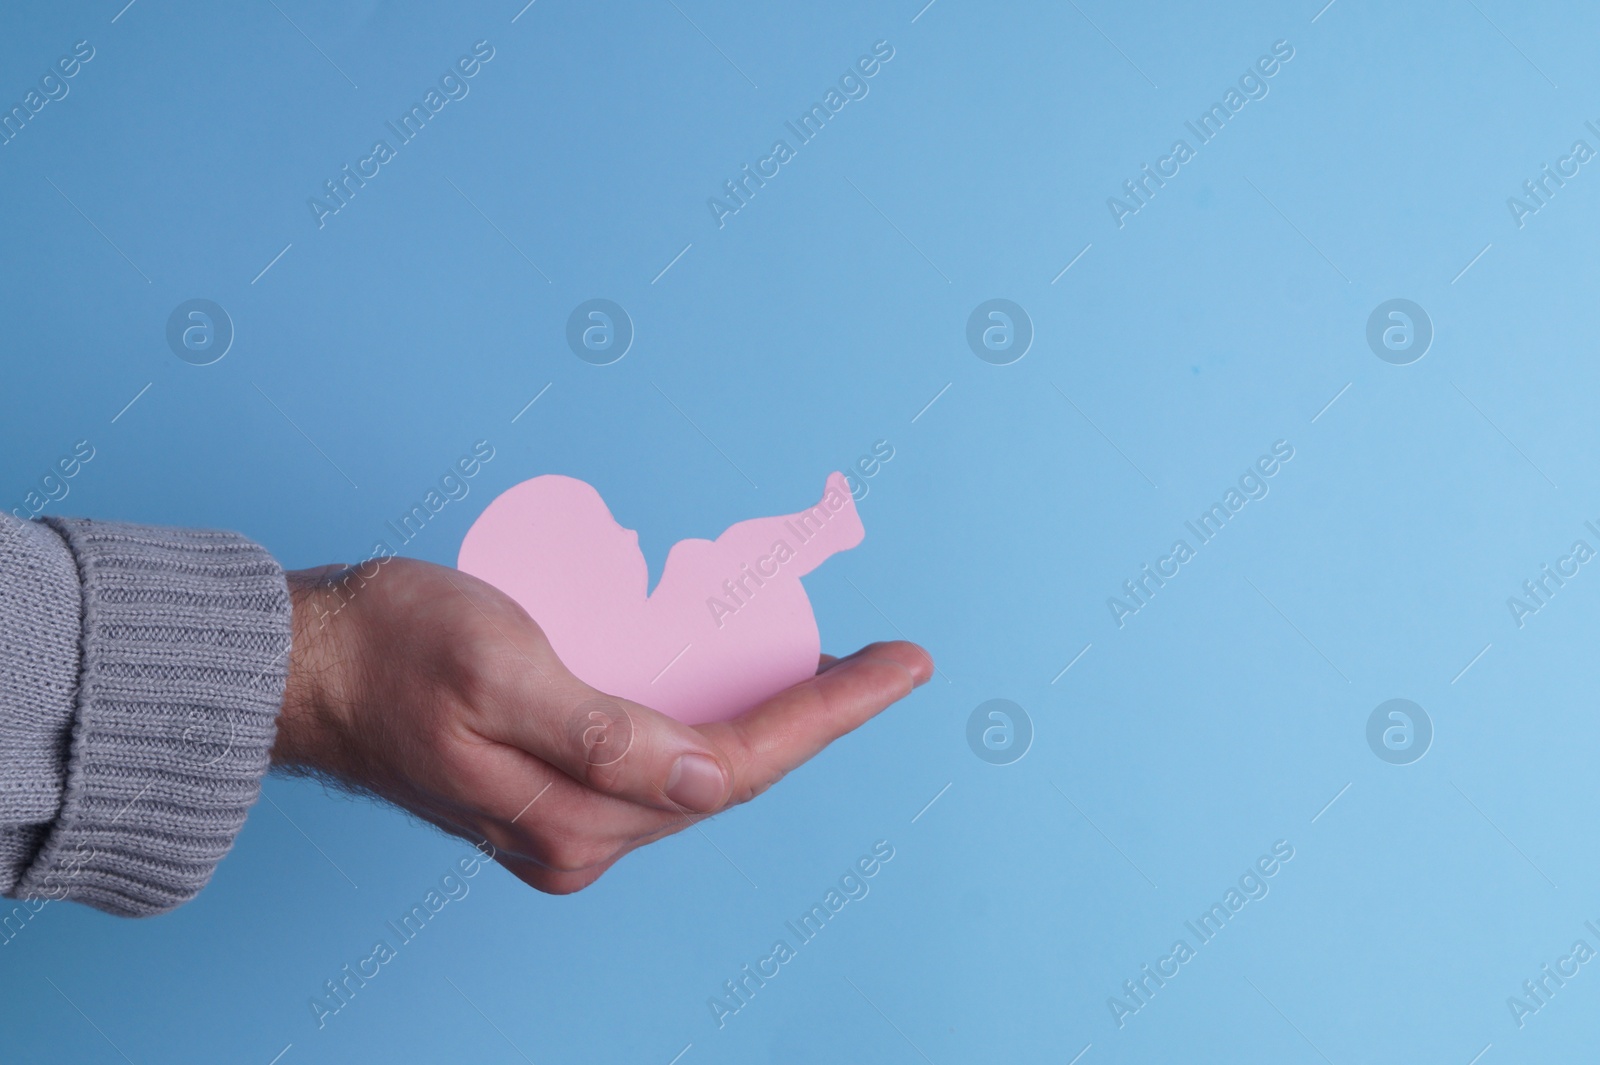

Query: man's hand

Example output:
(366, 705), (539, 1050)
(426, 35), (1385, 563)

(273, 558), (932, 894)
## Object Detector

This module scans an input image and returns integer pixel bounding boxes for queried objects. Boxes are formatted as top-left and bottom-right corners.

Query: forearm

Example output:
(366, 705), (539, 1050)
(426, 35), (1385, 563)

(0, 514), (86, 902)
(0, 512), (292, 916)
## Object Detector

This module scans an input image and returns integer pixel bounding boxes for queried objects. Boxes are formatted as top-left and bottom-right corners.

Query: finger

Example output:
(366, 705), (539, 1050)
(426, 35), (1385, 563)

(442, 742), (684, 864)
(494, 850), (619, 895)
(699, 640), (932, 805)
(481, 679), (733, 815)
(817, 653), (840, 673)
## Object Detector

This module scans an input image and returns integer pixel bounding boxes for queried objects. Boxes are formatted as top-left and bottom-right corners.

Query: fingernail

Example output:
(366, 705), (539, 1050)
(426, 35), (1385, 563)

(666, 754), (727, 812)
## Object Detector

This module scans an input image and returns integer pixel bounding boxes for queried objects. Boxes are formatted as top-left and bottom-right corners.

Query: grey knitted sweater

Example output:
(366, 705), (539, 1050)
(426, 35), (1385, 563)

(0, 512), (291, 917)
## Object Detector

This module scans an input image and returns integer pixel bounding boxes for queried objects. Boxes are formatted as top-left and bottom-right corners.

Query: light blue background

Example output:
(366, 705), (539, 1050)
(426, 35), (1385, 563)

(3, 0), (1599, 1061)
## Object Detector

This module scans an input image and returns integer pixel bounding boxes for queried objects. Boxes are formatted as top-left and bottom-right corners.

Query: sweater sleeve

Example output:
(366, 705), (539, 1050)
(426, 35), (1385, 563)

(0, 513), (292, 917)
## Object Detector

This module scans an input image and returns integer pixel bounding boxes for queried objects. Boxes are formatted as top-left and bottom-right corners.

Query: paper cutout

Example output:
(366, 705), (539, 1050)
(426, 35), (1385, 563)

(457, 472), (864, 724)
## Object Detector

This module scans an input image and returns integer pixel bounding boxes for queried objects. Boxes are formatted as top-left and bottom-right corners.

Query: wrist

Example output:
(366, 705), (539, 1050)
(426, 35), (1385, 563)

(273, 566), (362, 774)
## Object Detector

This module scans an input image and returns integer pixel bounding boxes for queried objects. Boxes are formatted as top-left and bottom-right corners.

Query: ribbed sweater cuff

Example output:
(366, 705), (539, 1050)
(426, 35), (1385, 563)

(15, 518), (291, 916)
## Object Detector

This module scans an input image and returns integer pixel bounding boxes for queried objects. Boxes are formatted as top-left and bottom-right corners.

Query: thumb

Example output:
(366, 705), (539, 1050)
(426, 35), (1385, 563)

(492, 679), (732, 814)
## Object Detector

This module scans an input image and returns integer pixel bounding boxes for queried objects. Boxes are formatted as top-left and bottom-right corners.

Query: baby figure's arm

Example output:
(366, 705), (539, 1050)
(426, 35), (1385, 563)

(707, 471), (864, 580)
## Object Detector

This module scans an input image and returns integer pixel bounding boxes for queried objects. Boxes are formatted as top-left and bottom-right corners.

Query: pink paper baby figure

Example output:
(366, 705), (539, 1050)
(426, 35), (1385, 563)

(457, 472), (864, 724)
